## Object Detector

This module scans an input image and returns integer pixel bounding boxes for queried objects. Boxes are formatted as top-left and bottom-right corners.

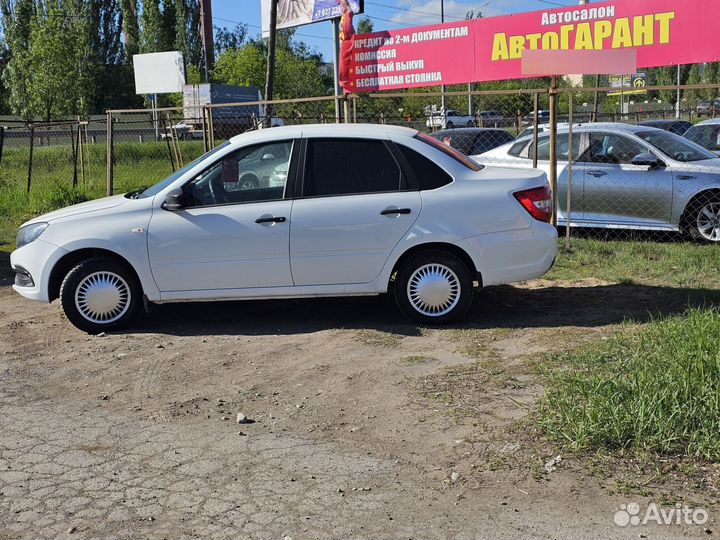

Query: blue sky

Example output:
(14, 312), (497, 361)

(212, 0), (579, 60)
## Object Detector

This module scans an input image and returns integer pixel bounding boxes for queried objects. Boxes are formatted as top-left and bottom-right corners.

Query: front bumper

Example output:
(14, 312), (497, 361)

(11, 240), (68, 303)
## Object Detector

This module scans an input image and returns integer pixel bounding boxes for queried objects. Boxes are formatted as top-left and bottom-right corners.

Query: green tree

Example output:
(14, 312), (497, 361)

(120, 0), (140, 58)
(685, 63), (702, 108)
(140, 0), (164, 52)
(215, 23), (248, 55)
(1, 0), (36, 118)
(356, 17), (373, 34)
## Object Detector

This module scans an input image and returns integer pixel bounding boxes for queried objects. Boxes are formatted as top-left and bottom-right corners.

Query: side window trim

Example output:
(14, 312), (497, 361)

(298, 137), (409, 199)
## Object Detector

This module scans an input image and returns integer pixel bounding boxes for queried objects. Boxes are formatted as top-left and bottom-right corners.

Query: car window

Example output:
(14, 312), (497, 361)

(139, 141), (230, 198)
(415, 133), (482, 171)
(183, 141), (293, 207)
(635, 130), (715, 162)
(397, 144), (453, 190)
(582, 133), (646, 165)
(529, 133), (582, 162)
(683, 125), (720, 151)
(508, 139), (530, 158)
(304, 138), (402, 197)
(430, 131), (472, 155)
(472, 132), (513, 155)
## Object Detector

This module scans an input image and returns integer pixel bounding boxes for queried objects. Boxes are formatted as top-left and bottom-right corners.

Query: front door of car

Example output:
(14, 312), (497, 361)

(289, 138), (421, 286)
(579, 132), (673, 225)
(147, 140), (296, 292)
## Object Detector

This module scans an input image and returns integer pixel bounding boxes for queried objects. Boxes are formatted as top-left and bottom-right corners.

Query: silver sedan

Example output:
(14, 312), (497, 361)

(476, 123), (720, 242)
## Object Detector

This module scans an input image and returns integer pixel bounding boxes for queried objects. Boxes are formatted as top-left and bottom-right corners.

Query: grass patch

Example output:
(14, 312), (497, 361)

(548, 238), (720, 289)
(539, 308), (720, 460)
(0, 141), (205, 249)
(401, 355), (437, 364)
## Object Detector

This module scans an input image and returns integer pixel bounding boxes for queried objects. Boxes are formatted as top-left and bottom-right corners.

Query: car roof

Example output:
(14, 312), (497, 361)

(693, 118), (720, 126)
(229, 123), (418, 145)
(639, 119), (689, 125)
(433, 128), (510, 136)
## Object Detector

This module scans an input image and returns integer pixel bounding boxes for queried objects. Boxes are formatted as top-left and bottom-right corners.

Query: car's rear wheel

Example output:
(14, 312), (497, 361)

(446, 121), (455, 129)
(60, 257), (141, 333)
(687, 196), (720, 243)
(466, 120), (475, 127)
(394, 251), (473, 325)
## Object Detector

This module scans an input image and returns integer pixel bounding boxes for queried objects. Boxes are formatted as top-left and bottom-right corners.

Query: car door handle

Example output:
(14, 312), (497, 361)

(677, 174), (696, 180)
(381, 208), (412, 216)
(255, 216), (286, 224)
(588, 170), (607, 177)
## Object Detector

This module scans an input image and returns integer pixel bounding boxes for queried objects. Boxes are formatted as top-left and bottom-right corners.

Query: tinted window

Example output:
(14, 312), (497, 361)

(530, 134), (582, 162)
(472, 131), (514, 154)
(397, 145), (453, 190)
(682, 125), (720, 151)
(184, 141), (292, 207)
(635, 130), (714, 162)
(508, 140), (529, 158)
(581, 133), (646, 164)
(414, 133), (482, 171)
(304, 139), (402, 197)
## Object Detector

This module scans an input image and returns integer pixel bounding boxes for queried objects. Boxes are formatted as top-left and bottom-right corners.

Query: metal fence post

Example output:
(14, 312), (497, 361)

(27, 124), (35, 194)
(106, 111), (114, 196)
(0, 125), (5, 164)
(532, 93), (540, 168)
(548, 76), (559, 227)
(566, 92), (574, 250)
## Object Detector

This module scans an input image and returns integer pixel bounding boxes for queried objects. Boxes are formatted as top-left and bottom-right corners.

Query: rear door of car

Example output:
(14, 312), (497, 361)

(289, 137), (422, 286)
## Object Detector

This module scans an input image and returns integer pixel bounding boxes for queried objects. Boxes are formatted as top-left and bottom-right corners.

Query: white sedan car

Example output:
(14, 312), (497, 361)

(11, 124), (557, 333)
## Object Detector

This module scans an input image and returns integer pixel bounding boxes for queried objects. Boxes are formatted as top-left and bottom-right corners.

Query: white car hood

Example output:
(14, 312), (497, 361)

(25, 194), (128, 226)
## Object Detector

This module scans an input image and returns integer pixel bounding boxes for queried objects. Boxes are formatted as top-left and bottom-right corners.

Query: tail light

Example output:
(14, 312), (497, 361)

(513, 186), (553, 223)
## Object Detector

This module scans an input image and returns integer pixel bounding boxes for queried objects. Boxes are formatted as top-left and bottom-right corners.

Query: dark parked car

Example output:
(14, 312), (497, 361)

(430, 128), (515, 156)
(638, 120), (693, 136)
(696, 99), (720, 117)
(684, 119), (720, 154)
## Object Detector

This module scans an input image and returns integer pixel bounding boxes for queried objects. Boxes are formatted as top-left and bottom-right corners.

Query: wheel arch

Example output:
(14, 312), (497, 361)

(48, 248), (142, 302)
(679, 188), (720, 231)
(389, 243), (481, 289)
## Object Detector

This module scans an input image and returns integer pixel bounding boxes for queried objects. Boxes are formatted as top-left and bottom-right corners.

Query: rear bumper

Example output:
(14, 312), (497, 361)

(456, 222), (558, 287)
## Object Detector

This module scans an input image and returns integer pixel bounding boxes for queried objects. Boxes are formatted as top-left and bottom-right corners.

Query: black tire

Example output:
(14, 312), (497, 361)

(466, 120), (475, 127)
(446, 121), (455, 129)
(685, 194), (720, 243)
(394, 250), (474, 325)
(59, 257), (141, 333)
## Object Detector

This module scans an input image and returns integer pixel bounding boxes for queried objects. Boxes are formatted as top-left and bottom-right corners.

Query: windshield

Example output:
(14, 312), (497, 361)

(415, 133), (482, 171)
(635, 130), (715, 162)
(137, 142), (231, 198)
(684, 125), (720, 151)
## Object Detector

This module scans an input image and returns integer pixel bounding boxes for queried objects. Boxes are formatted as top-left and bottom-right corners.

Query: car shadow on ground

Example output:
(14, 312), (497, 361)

(128, 282), (720, 337)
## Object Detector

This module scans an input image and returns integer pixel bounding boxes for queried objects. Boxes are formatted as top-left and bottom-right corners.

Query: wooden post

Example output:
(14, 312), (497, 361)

(106, 112), (114, 196)
(549, 75), (559, 226)
(27, 125), (35, 194)
(0, 126), (5, 164)
(162, 114), (176, 172)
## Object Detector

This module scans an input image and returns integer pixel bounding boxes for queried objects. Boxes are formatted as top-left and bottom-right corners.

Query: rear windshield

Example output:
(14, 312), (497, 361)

(415, 133), (482, 171)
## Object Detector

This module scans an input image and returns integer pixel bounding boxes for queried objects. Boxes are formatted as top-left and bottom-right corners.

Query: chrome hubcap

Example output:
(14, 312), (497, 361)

(75, 271), (130, 324)
(697, 203), (720, 242)
(407, 264), (461, 317)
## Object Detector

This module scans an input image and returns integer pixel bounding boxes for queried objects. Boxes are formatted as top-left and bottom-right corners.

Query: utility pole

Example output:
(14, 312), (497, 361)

(676, 64), (681, 119)
(265, 0), (278, 126)
(440, 0), (445, 114)
(199, 0), (215, 82)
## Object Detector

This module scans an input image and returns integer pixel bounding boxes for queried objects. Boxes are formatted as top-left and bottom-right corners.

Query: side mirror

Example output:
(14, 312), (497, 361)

(261, 153), (276, 161)
(631, 153), (663, 169)
(163, 188), (185, 211)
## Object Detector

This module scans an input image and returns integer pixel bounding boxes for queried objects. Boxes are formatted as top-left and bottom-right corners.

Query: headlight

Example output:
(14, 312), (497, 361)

(16, 223), (48, 249)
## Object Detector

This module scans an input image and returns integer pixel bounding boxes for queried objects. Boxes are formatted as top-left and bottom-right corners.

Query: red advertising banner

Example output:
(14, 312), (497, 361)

(347, 0), (720, 93)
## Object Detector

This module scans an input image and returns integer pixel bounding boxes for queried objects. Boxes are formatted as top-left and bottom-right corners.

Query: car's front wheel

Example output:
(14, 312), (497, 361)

(394, 250), (474, 325)
(687, 195), (720, 243)
(60, 257), (141, 333)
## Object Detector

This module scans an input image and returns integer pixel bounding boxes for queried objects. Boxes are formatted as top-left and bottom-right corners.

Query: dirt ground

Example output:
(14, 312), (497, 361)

(0, 271), (717, 539)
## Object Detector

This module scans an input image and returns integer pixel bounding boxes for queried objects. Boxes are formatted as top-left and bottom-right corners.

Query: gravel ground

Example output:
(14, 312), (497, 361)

(0, 276), (716, 539)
